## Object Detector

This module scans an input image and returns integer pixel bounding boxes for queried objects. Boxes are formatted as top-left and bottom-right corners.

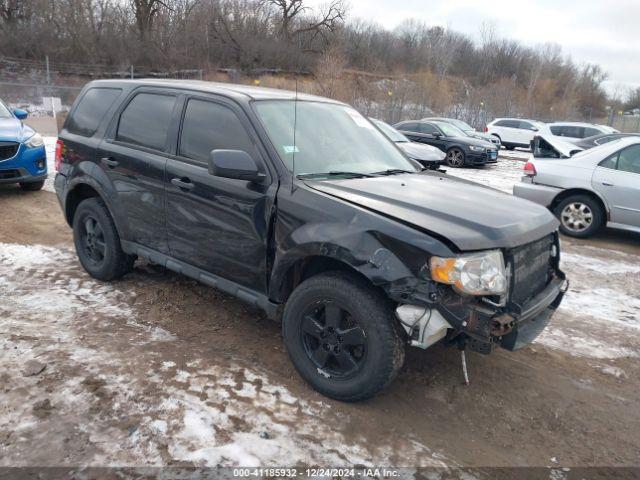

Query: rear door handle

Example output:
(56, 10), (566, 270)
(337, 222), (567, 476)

(171, 177), (195, 191)
(101, 157), (119, 168)
(601, 182), (614, 187)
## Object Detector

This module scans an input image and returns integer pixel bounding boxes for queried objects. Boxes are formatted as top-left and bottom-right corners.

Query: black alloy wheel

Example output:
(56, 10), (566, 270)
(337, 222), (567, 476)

(300, 300), (367, 379)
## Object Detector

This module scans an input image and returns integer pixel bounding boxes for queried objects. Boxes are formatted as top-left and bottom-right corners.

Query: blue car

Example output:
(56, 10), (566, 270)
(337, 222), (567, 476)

(0, 100), (47, 191)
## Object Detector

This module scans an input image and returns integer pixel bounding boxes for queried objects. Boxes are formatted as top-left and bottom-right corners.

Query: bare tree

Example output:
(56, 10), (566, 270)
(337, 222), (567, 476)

(130, 0), (173, 40)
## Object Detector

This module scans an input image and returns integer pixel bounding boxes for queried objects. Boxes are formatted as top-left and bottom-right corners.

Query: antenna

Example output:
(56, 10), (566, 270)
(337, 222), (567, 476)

(290, 75), (299, 194)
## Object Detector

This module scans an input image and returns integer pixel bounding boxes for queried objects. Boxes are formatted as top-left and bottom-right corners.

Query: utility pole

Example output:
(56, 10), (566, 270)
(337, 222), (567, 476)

(45, 55), (50, 85)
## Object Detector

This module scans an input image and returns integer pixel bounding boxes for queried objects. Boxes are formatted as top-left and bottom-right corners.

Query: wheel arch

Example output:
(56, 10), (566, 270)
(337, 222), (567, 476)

(271, 254), (382, 305)
(64, 177), (130, 239)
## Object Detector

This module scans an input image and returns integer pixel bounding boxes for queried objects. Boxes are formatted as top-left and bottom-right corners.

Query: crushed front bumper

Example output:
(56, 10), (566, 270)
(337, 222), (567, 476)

(499, 275), (566, 350)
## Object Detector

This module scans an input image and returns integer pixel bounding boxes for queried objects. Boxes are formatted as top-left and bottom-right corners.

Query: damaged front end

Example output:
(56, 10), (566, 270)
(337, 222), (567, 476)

(393, 233), (567, 354)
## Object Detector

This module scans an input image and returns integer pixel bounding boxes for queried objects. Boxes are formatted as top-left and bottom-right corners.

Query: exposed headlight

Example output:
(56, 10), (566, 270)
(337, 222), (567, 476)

(24, 133), (44, 148)
(468, 145), (485, 152)
(430, 250), (507, 296)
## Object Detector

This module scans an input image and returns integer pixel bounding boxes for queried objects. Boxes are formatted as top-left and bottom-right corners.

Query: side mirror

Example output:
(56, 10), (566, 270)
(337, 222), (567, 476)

(208, 149), (265, 183)
(433, 132), (442, 138)
(13, 108), (28, 120)
(531, 127), (539, 132)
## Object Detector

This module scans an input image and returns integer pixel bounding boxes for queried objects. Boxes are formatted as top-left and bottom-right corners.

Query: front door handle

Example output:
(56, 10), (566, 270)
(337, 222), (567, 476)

(171, 177), (195, 191)
(101, 157), (119, 168)
(601, 182), (614, 187)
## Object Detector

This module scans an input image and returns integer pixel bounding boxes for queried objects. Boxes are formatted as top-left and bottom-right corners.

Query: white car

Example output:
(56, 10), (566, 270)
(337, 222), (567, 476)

(514, 135), (640, 238)
(485, 118), (544, 150)
(539, 122), (619, 143)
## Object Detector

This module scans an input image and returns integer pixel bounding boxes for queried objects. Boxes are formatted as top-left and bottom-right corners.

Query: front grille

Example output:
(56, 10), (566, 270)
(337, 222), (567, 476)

(0, 141), (19, 161)
(0, 168), (20, 179)
(508, 234), (554, 306)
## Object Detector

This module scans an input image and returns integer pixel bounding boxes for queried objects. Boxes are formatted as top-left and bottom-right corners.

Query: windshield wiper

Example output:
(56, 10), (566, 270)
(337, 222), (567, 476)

(297, 171), (377, 179)
(371, 168), (414, 176)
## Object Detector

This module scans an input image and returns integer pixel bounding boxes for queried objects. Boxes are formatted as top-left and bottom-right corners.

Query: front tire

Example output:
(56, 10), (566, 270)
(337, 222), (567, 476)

(554, 194), (604, 238)
(445, 147), (465, 168)
(19, 180), (45, 191)
(73, 197), (135, 280)
(282, 272), (405, 401)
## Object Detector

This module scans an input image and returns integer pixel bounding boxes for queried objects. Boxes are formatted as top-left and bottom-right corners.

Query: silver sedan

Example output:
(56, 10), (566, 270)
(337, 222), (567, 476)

(514, 136), (640, 238)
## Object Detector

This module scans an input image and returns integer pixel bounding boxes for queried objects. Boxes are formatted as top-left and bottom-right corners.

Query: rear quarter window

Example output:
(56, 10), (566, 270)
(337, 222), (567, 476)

(116, 92), (176, 151)
(66, 87), (122, 137)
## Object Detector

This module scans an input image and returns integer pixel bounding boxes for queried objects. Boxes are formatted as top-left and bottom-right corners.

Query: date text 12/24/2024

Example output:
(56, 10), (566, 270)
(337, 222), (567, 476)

(232, 468), (401, 477)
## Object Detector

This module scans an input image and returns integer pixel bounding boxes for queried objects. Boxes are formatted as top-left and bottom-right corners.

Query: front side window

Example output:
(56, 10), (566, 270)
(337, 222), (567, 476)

(420, 123), (439, 135)
(116, 92), (176, 151)
(434, 122), (465, 137)
(253, 100), (418, 177)
(180, 99), (255, 162)
(67, 87), (122, 137)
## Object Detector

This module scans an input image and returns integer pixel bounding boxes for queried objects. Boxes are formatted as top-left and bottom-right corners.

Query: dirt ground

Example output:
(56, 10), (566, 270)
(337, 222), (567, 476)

(1, 169), (639, 475)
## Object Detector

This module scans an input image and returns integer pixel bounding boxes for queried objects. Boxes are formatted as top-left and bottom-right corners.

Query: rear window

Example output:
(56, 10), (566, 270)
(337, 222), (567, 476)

(67, 87), (122, 137)
(116, 93), (176, 151)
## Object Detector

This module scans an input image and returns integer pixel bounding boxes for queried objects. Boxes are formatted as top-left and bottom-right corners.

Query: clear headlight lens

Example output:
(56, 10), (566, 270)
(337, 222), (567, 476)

(430, 250), (507, 296)
(468, 145), (485, 152)
(24, 133), (44, 148)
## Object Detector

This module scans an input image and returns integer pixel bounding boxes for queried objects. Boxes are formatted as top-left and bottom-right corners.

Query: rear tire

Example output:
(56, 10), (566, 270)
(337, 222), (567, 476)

(282, 272), (405, 401)
(73, 197), (135, 280)
(554, 194), (604, 238)
(19, 180), (44, 191)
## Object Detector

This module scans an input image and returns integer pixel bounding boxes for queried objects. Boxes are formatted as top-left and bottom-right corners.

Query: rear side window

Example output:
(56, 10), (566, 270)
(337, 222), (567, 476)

(496, 120), (519, 128)
(179, 99), (255, 162)
(67, 88), (122, 137)
(398, 122), (419, 132)
(584, 127), (601, 137)
(116, 93), (176, 151)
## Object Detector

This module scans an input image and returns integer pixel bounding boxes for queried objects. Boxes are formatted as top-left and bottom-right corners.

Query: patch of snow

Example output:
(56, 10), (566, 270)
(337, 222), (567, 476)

(43, 136), (57, 193)
(562, 251), (640, 275)
(444, 158), (525, 193)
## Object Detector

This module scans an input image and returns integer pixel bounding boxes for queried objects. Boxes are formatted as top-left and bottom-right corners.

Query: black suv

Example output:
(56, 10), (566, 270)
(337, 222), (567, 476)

(394, 120), (498, 167)
(55, 80), (566, 401)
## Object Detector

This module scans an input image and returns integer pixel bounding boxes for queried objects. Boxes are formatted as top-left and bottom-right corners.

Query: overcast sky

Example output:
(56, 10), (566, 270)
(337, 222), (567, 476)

(311, 0), (639, 97)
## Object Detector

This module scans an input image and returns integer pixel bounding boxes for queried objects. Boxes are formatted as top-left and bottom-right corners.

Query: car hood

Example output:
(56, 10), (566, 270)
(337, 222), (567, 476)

(305, 173), (558, 251)
(397, 141), (445, 161)
(0, 117), (33, 142)
(449, 135), (495, 148)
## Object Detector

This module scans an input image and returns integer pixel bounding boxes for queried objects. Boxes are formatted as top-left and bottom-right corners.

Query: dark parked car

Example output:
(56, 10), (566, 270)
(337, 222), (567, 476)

(55, 80), (566, 401)
(394, 120), (498, 167)
(369, 118), (445, 170)
(571, 132), (640, 150)
(422, 116), (501, 148)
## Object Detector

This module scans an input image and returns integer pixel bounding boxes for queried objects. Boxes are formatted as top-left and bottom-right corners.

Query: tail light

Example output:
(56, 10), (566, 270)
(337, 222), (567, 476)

(524, 161), (537, 176)
(484, 126), (488, 132)
(55, 139), (64, 171)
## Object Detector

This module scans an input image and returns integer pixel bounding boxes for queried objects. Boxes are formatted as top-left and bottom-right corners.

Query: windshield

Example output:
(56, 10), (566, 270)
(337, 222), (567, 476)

(254, 100), (418, 177)
(434, 121), (466, 137)
(448, 119), (474, 132)
(370, 118), (409, 143)
(0, 101), (12, 119)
